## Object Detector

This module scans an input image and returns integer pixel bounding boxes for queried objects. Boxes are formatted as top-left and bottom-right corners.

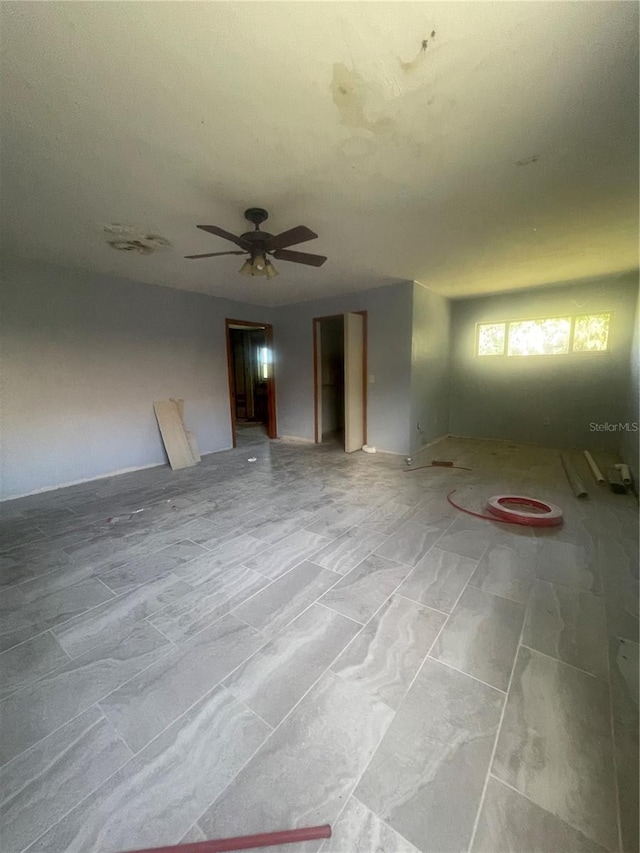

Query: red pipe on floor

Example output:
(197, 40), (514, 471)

(122, 824), (332, 853)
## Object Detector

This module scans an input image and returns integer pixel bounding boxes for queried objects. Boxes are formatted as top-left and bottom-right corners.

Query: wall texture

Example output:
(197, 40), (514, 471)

(273, 281), (413, 455)
(410, 283), (451, 454)
(1, 257), (271, 499)
(449, 273), (639, 450)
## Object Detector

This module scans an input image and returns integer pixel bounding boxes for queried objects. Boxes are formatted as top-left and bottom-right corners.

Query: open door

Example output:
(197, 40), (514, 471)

(225, 319), (277, 447)
(344, 312), (365, 452)
(313, 319), (323, 444)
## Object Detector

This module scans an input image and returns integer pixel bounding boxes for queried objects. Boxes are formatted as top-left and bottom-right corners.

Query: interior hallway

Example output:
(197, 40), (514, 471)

(0, 438), (637, 853)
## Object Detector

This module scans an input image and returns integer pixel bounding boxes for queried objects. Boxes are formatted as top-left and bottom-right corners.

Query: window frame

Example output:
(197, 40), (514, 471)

(475, 312), (612, 358)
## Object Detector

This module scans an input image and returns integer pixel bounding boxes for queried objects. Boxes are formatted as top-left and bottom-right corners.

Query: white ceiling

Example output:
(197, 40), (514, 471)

(1, 1), (638, 306)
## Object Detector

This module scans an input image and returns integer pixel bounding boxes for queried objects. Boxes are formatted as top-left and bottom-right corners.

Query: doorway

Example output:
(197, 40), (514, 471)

(313, 311), (367, 452)
(225, 319), (277, 447)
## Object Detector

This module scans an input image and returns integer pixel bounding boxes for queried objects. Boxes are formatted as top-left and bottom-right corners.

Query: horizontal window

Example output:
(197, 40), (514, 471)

(476, 313), (611, 357)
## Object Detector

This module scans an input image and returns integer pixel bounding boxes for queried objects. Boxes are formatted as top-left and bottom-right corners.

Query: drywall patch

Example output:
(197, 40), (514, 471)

(103, 223), (171, 254)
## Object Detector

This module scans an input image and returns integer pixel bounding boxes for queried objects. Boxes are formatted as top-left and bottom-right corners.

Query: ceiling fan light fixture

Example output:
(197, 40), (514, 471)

(239, 259), (253, 276)
(265, 260), (279, 279)
(253, 254), (266, 272)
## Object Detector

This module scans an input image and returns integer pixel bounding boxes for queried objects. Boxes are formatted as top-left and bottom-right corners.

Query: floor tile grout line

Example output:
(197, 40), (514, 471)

(426, 655), (507, 695)
(604, 623), (625, 852)
(219, 686), (275, 733)
(393, 592), (451, 618)
(323, 554), (478, 845)
(466, 586), (532, 853)
(15, 680), (260, 853)
(186, 616), (383, 840)
(518, 642), (603, 681)
(487, 772), (616, 849)
(0, 633), (184, 772)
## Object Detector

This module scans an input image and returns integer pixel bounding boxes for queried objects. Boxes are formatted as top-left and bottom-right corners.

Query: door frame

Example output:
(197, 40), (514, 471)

(312, 311), (367, 446)
(225, 318), (277, 447)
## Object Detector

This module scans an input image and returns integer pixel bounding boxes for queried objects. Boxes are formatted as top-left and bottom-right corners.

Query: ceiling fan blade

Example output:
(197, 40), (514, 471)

(184, 251), (246, 259)
(272, 249), (327, 267)
(196, 225), (251, 250)
(267, 225), (318, 251)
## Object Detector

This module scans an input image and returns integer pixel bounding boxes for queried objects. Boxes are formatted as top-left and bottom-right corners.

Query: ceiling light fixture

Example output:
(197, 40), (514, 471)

(238, 255), (278, 278)
(265, 260), (279, 279)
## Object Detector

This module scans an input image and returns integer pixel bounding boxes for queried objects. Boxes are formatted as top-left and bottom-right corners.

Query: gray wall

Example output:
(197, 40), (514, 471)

(410, 283), (451, 454)
(273, 281), (413, 454)
(449, 273), (639, 450)
(1, 257), (271, 499)
(622, 283), (639, 482)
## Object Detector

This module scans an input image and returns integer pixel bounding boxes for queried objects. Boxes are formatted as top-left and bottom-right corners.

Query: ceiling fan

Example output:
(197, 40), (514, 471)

(185, 208), (327, 278)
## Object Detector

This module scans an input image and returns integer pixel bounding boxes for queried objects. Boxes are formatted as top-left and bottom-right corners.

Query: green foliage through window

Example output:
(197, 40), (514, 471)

(477, 323), (506, 356)
(477, 314), (611, 357)
(573, 313), (610, 352)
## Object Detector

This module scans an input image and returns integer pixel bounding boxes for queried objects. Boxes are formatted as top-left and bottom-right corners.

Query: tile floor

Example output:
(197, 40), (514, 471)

(0, 434), (637, 853)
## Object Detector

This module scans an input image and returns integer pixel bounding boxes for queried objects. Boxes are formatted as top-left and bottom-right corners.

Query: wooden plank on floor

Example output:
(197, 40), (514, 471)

(153, 401), (196, 470)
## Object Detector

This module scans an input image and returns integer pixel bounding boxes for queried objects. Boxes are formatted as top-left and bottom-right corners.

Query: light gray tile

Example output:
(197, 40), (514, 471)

(224, 605), (359, 726)
(98, 540), (209, 594)
(355, 658), (504, 853)
(374, 520), (446, 567)
(332, 594), (446, 708)
(0, 548), (73, 589)
(536, 539), (602, 594)
(320, 555), (412, 624)
(26, 687), (269, 853)
(250, 511), (315, 545)
(469, 540), (538, 604)
(0, 621), (171, 765)
(493, 647), (618, 850)
(0, 586), (33, 637)
(17, 561), (100, 602)
(100, 614), (265, 751)
(148, 563), (268, 643)
(608, 637), (638, 853)
(305, 504), (371, 538)
(398, 547), (478, 613)
(24, 578), (114, 626)
(199, 671), (394, 845)
(311, 526), (388, 576)
(321, 797), (420, 853)
(0, 578), (115, 652)
(51, 573), (191, 657)
(180, 824), (208, 844)
(471, 776), (607, 853)
(0, 707), (132, 853)
(435, 515), (494, 560)
(171, 534), (267, 586)
(244, 529), (331, 579)
(0, 632), (69, 700)
(358, 500), (416, 535)
(523, 580), (608, 679)
(233, 561), (339, 637)
(432, 586), (525, 691)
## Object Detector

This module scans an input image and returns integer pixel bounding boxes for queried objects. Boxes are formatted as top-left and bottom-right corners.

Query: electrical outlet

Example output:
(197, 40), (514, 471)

(368, 374), (375, 384)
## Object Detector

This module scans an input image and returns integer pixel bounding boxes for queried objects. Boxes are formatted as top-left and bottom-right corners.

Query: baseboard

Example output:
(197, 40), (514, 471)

(411, 434), (450, 457)
(0, 459), (168, 503)
(278, 435), (316, 445)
